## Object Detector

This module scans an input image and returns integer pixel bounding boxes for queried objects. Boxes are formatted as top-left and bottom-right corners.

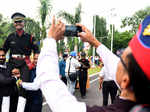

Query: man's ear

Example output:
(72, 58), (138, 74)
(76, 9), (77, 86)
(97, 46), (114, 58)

(120, 74), (130, 89)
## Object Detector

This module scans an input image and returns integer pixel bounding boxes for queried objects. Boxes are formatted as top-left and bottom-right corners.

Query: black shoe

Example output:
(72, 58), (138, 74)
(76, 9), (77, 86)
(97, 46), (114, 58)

(81, 95), (86, 99)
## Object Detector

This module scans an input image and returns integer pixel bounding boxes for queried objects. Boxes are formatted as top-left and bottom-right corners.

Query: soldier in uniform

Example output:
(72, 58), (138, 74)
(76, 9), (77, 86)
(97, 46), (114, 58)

(3, 12), (39, 112)
(79, 52), (90, 98)
(0, 48), (20, 112)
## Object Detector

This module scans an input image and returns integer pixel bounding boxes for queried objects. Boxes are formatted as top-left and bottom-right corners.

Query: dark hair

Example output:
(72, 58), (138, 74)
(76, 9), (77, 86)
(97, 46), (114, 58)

(81, 52), (86, 56)
(0, 48), (6, 54)
(63, 54), (68, 58)
(127, 53), (150, 104)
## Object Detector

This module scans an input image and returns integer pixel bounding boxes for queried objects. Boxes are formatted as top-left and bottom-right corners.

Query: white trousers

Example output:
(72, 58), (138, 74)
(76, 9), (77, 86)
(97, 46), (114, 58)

(16, 96), (26, 112)
(1, 96), (26, 112)
(1, 96), (10, 112)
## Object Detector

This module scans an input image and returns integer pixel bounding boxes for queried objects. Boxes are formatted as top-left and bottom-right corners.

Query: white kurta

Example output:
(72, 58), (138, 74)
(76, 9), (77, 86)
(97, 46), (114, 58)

(36, 37), (120, 112)
(96, 45), (120, 86)
(36, 38), (86, 112)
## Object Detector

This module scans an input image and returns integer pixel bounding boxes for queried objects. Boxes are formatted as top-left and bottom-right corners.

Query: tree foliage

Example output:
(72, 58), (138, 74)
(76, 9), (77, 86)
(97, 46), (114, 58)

(39, 0), (52, 40)
(121, 6), (150, 33)
(94, 16), (108, 39)
(24, 18), (41, 41)
(89, 15), (108, 56)
(57, 3), (82, 53)
(0, 14), (13, 47)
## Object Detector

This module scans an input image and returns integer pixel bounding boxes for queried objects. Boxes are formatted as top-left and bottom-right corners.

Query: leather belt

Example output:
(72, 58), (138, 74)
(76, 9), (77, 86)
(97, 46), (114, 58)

(11, 54), (26, 59)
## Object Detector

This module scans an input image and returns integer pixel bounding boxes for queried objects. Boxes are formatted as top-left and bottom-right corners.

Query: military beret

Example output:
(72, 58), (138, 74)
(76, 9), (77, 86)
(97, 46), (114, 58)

(129, 15), (150, 80)
(11, 12), (26, 21)
(81, 52), (86, 56)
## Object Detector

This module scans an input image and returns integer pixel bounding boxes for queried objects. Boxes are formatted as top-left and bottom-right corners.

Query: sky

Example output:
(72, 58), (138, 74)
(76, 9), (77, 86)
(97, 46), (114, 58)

(0, 0), (150, 31)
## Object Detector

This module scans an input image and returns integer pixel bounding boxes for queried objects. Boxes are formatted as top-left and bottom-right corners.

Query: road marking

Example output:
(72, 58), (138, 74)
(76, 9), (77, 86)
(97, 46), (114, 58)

(90, 77), (99, 84)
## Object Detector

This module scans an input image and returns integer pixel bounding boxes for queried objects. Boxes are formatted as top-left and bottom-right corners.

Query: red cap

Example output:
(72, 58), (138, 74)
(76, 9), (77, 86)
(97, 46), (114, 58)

(129, 15), (150, 80)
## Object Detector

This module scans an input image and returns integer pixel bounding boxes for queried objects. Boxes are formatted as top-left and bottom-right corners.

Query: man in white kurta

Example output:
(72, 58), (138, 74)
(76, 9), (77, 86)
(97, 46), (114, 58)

(35, 17), (120, 112)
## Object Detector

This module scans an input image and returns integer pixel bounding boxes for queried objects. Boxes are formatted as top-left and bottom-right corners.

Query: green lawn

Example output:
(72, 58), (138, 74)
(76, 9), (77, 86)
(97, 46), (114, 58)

(88, 66), (101, 75)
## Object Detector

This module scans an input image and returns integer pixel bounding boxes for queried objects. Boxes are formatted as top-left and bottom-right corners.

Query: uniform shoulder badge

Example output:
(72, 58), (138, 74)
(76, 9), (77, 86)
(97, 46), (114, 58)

(143, 24), (150, 36)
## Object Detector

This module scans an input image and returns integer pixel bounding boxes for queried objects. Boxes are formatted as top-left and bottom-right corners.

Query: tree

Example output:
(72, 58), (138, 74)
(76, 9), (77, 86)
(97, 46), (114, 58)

(58, 3), (82, 53)
(94, 16), (108, 40)
(24, 18), (41, 41)
(121, 6), (150, 33)
(88, 15), (108, 56)
(39, 0), (52, 40)
(57, 40), (65, 56)
(0, 14), (13, 47)
(112, 31), (134, 53)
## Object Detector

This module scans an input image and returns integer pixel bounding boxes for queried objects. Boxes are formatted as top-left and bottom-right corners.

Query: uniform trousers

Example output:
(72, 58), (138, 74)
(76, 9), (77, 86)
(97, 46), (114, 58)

(61, 76), (67, 85)
(79, 70), (87, 97)
(102, 80), (118, 106)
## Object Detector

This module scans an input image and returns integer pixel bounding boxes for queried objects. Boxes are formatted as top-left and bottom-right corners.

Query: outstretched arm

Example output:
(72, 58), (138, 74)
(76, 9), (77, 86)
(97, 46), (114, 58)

(21, 81), (40, 91)
(36, 16), (86, 112)
(77, 23), (120, 87)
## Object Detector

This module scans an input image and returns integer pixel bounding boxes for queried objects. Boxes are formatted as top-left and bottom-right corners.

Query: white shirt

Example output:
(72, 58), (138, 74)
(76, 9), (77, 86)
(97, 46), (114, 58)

(65, 56), (81, 73)
(22, 77), (40, 91)
(96, 45), (120, 87)
(36, 38), (86, 112)
(99, 66), (113, 81)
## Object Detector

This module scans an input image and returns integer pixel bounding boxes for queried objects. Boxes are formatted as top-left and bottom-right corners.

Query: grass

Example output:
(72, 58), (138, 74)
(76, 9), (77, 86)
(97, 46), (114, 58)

(88, 66), (101, 75)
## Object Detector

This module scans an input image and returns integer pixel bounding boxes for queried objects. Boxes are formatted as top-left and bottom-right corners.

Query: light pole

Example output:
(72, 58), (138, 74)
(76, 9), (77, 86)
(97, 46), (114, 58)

(111, 24), (114, 52)
(92, 15), (96, 67)
(110, 8), (116, 52)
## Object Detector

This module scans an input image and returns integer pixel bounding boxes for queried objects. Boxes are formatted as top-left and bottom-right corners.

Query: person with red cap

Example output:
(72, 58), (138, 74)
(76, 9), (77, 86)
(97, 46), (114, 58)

(34, 16), (150, 112)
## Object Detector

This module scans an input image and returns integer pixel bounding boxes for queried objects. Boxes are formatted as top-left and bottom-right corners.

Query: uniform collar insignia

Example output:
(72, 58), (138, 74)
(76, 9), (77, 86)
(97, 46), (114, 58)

(143, 24), (150, 36)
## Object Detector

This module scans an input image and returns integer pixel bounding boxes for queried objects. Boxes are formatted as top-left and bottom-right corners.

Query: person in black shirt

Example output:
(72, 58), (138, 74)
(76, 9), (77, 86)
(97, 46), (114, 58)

(0, 48), (20, 112)
(3, 12), (39, 112)
(3, 12), (39, 83)
(79, 52), (90, 98)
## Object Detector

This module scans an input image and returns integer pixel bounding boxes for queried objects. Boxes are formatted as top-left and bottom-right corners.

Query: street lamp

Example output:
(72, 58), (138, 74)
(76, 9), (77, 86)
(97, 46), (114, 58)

(111, 24), (114, 52)
(109, 8), (116, 52)
(92, 15), (96, 67)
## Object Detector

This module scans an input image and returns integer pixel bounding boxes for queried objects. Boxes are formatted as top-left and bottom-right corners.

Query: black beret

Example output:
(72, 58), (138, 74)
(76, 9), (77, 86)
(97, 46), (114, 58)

(81, 52), (86, 56)
(11, 12), (26, 21)
(63, 54), (68, 58)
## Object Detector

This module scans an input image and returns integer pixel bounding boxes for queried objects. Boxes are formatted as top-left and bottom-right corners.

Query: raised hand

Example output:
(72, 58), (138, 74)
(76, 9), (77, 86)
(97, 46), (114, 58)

(48, 16), (65, 41)
(76, 23), (101, 48)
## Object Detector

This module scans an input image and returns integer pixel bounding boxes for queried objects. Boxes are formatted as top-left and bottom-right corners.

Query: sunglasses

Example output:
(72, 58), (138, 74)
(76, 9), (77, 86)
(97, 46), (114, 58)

(120, 57), (129, 72)
(0, 55), (5, 57)
(14, 20), (23, 23)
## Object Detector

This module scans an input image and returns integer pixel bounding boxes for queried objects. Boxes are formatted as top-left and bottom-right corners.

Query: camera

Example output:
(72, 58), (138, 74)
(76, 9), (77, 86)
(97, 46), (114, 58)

(64, 25), (82, 37)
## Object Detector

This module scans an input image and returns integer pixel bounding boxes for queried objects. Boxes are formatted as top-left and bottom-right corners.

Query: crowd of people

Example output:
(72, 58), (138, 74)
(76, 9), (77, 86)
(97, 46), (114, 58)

(59, 51), (90, 98)
(0, 10), (150, 112)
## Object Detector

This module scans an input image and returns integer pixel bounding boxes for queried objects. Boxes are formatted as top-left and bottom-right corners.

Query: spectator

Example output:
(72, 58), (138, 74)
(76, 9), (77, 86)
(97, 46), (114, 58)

(65, 51), (80, 94)
(59, 54), (68, 85)
(99, 64), (118, 106)
(24, 53), (43, 112)
(79, 52), (90, 98)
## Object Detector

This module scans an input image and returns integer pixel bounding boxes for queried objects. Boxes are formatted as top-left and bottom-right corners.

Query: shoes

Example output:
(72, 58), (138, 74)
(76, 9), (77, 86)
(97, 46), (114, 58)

(81, 95), (86, 99)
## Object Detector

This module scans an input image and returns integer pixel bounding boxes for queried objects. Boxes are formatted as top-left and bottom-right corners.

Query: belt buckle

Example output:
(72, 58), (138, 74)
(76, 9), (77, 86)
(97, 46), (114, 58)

(12, 54), (25, 59)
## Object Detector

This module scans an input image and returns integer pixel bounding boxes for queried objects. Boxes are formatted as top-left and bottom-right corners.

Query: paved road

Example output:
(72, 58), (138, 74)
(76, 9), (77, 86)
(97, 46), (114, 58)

(42, 73), (106, 112)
